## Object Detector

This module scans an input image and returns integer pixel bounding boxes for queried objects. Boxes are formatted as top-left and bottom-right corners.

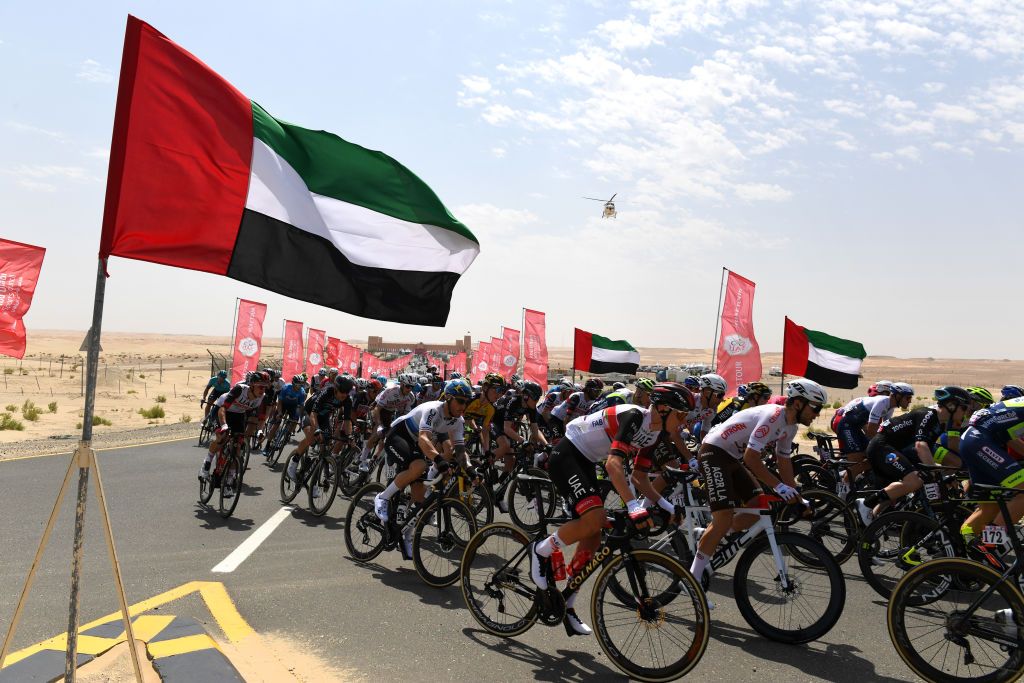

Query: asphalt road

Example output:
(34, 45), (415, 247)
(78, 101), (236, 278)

(0, 440), (915, 681)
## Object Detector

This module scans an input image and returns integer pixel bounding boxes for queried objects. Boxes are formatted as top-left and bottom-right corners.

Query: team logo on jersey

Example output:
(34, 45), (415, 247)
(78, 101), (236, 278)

(308, 352), (322, 365)
(238, 337), (259, 357)
(754, 425), (770, 439)
(503, 354), (516, 368)
(723, 334), (753, 356)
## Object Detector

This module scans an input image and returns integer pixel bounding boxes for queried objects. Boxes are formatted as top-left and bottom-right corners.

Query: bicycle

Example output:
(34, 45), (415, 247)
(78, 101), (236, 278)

(650, 466), (847, 643)
(265, 414), (300, 467)
(198, 401), (217, 447)
(344, 470), (477, 587)
(887, 483), (1024, 683)
(279, 433), (341, 516)
(199, 429), (245, 518)
(460, 472), (710, 682)
(476, 443), (563, 534)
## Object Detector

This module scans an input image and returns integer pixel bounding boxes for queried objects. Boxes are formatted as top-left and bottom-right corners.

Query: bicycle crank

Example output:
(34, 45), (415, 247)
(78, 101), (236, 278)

(536, 587), (566, 626)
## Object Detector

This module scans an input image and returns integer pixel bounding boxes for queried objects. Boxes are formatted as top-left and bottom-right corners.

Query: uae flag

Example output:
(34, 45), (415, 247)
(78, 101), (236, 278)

(100, 16), (479, 327)
(782, 317), (866, 389)
(573, 328), (640, 375)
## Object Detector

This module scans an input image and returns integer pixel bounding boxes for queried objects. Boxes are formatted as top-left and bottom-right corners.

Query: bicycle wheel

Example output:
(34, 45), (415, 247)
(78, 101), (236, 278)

(218, 453), (243, 518)
(591, 549), (710, 682)
(413, 497), (478, 587)
(308, 454), (340, 517)
(775, 491), (858, 565)
(448, 478), (493, 529)
(198, 417), (212, 447)
(889, 558), (1024, 683)
(268, 428), (287, 467)
(198, 458), (215, 505)
(279, 450), (304, 504)
(733, 531), (845, 643)
(507, 468), (557, 534)
(344, 483), (388, 562)
(460, 523), (539, 637)
(857, 511), (953, 600)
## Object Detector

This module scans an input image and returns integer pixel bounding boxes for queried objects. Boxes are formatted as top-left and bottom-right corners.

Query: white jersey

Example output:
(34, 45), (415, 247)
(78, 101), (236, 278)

(839, 395), (893, 426)
(392, 400), (465, 444)
(552, 391), (595, 421)
(216, 384), (266, 414)
(375, 385), (416, 415)
(565, 405), (661, 463)
(703, 404), (797, 459)
(420, 385), (443, 403)
(686, 394), (716, 427)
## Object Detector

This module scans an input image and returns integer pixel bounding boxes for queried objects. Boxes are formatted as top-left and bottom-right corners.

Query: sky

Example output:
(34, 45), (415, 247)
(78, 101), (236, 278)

(1, 1), (1022, 358)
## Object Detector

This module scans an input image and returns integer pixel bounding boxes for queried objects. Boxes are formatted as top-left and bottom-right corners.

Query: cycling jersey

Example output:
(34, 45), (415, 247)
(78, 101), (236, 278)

(278, 384), (306, 407)
(375, 386), (416, 415)
(837, 395), (894, 427)
(587, 389), (633, 415)
(205, 376), (231, 396)
(702, 404), (796, 459)
(707, 397), (745, 430)
(421, 386), (443, 403)
(351, 390), (372, 420)
(875, 407), (946, 452)
(307, 386), (352, 423)
(218, 383), (266, 414)
(966, 398), (1024, 448)
(551, 391), (595, 422)
(686, 395), (716, 429)
(564, 405), (667, 463)
(538, 389), (562, 416)
(495, 395), (537, 430)
(392, 400), (465, 444)
(464, 395), (495, 430)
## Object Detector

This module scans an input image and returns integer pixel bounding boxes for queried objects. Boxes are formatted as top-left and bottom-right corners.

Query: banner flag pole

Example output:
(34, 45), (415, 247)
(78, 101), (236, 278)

(711, 267), (726, 371)
(228, 297), (240, 376)
(520, 308), (526, 376)
(781, 316), (788, 396)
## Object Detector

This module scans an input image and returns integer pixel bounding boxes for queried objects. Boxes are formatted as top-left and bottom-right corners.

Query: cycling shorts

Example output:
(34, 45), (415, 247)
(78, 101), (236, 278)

(960, 428), (1024, 490)
(383, 427), (424, 473)
(280, 401), (301, 421)
(866, 438), (919, 484)
(835, 415), (869, 454)
(547, 439), (602, 519)
(697, 444), (759, 512)
(545, 415), (565, 439)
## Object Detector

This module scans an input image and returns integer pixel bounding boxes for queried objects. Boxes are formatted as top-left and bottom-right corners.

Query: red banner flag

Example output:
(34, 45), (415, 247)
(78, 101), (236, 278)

(715, 270), (762, 395)
(231, 299), (267, 384)
(490, 337), (502, 378)
(0, 238), (46, 359)
(324, 337), (342, 369)
(338, 342), (358, 375)
(306, 328), (326, 376)
(522, 309), (548, 389)
(281, 320), (304, 380)
(476, 341), (493, 380)
(501, 327), (520, 379)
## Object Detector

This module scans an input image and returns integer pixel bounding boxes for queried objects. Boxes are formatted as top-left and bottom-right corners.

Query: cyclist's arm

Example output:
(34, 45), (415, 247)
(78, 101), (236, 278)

(603, 451), (636, 505)
(529, 421), (547, 446)
(503, 419), (522, 442)
(479, 417), (491, 452)
(743, 447), (783, 490)
(865, 421), (881, 439)
(915, 440), (937, 466)
(418, 429), (440, 462)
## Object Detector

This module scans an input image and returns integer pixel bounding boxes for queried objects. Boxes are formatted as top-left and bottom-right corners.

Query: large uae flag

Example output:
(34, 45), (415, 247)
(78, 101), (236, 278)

(573, 328), (640, 375)
(782, 317), (866, 389)
(99, 16), (479, 326)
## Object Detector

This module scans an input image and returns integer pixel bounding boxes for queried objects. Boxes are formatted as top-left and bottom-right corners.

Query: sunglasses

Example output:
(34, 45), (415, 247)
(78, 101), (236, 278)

(807, 403), (823, 414)
(449, 397), (469, 406)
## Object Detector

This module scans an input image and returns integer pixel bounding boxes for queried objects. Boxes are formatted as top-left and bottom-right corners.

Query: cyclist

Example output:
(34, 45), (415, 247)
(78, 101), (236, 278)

(529, 382), (696, 636)
(549, 378), (604, 438)
(263, 374), (307, 458)
(966, 386), (995, 414)
(706, 381), (772, 431)
(491, 380), (549, 511)
(373, 379), (473, 555)
(202, 370), (231, 418)
(690, 379), (828, 587)
(832, 380), (911, 477)
(287, 375), (354, 482)
(538, 379), (573, 435)
(360, 374), (417, 469)
(463, 373), (505, 456)
(420, 374), (444, 403)
(687, 373), (728, 441)
(957, 395), (1024, 557)
(311, 368), (328, 393)
(1001, 385), (1024, 401)
(855, 386), (970, 525)
(200, 372), (270, 493)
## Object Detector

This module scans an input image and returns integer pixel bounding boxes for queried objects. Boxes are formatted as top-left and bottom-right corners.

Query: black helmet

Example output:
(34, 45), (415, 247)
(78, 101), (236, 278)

(649, 382), (696, 411)
(584, 378), (604, 393)
(934, 385), (970, 408)
(520, 381), (543, 401)
(335, 376), (355, 393)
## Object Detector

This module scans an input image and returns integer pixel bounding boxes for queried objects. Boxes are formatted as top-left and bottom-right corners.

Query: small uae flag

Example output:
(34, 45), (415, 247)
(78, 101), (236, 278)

(100, 16), (478, 327)
(782, 317), (866, 389)
(573, 328), (640, 375)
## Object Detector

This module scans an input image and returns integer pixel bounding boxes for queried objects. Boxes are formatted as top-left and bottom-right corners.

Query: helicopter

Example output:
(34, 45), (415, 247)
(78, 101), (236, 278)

(584, 193), (618, 218)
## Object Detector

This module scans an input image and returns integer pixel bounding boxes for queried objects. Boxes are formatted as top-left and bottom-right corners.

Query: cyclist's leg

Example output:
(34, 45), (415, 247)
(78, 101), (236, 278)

(692, 445), (759, 581)
(494, 434), (512, 473)
(959, 430), (1024, 540)
(836, 417), (869, 477)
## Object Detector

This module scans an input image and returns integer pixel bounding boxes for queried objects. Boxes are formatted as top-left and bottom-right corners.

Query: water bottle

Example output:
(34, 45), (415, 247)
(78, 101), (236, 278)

(551, 548), (566, 581)
(567, 550), (592, 578)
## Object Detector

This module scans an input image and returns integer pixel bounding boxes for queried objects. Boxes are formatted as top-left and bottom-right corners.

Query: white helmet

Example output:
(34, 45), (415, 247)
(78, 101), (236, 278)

(873, 380), (893, 395)
(890, 382), (914, 396)
(786, 379), (828, 405)
(699, 373), (728, 394)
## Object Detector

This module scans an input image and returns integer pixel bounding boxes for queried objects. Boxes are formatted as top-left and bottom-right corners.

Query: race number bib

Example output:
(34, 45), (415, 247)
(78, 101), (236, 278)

(835, 481), (850, 498)
(923, 483), (941, 501)
(982, 525), (1007, 547)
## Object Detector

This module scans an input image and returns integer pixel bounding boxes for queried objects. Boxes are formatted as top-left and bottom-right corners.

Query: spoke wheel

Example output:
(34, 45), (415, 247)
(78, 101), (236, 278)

(460, 523), (538, 637)
(308, 454), (340, 516)
(775, 490), (858, 565)
(279, 450), (304, 504)
(507, 468), (557, 534)
(218, 453), (243, 518)
(857, 511), (954, 600)
(344, 483), (387, 562)
(413, 497), (478, 587)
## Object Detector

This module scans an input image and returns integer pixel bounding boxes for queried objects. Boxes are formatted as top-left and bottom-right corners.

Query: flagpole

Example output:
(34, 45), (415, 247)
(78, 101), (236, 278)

(229, 297), (240, 380)
(711, 267), (726, 371)
(520, 308), (526, 376)
(780, 316), (787, 396)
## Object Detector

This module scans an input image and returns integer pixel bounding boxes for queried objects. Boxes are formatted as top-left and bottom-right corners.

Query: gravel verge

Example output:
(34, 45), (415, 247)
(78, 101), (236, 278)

(0, 422), (200, 461)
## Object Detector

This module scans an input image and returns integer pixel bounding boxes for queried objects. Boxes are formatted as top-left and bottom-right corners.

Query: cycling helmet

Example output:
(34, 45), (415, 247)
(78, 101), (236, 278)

(291, 374), (302, 384)
(612, 382), (626, 390)
(520, 381), (543, 401)
(510, 374), (521, 384)
(428, 365), (439, 374)
(584, 378), (605, 392)
(559, 379), (574, 391)
(873, 380), (893, 396)
(244, 371), (256, 384)
(263, 367), (277, 379)
(683, 376), (700, 390)
(399, 373), (416, 388)
(449, 372), (462, 379)
(334, 375), (355, 393)
(574, 383), (583, 392)
(649, 382), (696, 411)
(786, 379), (828, 405)
(355, 378), (368, 390)
(1001, 385), (1024, 400)
(367, 379), (382, 392)
(867, 384), (878, 397)
(699, 373), (728, 394)
(483, 372), (506, 388)
(255, 371), (272, 385)
(217, 370), (228, 379)
(443, 378), (474, 401)
(934, 386), (970, 408)
(328, 367), (339, 376)
(745, 382), (772, 398)
(635, 377), (656, 392)
(966, 386), (994, 407)
(318, 368), (328, 377)
(376, 375), (387, 386)
(890, 382), (914, 397)
(736, 384), (748, 398)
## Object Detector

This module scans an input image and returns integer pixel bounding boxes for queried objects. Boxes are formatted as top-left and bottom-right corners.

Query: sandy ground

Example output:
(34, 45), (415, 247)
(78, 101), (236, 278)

(2, 330), (1020, 454)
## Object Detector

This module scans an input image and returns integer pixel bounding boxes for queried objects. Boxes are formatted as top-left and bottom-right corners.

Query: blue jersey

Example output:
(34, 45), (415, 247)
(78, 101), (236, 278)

(966, 398), (1024, 447)
(278, 384), (306, 406)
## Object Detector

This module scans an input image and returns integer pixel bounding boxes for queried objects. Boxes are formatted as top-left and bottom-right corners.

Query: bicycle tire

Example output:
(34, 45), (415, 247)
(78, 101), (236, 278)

(591, 548), (710, 682)
(241, 440), (252, 472)
(308, 454), (340, 517)
(279, 450), (304, 504)
(198, 418), (212, 447)
(507, 468), (557, 534)
(448, 478), (493, 529)
(888, 557), (1024, 683)
(733, 531), (845, 643)
(198, 461), (215, 505)
(413, 496), (478, 587)
(344, 482), (388, 562)
(218, 453), (243, 518)
(460, 522), (538, 637)
(268, 428), (287, 467)
(337, 447), (364, 498)
(775, 490), (858, 565)
(857, 510), (953, 600)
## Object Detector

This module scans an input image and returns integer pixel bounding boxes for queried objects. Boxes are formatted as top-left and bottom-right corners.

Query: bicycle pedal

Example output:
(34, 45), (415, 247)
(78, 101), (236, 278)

(535, 587), (566, 626)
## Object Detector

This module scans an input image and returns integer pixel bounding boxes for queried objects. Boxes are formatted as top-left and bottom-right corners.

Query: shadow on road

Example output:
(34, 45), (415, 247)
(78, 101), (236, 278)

(368, 565), (467, 611)
(192, 505), (255, 531)
(291, 506), (345, 531)
(461, 627), (627, 682)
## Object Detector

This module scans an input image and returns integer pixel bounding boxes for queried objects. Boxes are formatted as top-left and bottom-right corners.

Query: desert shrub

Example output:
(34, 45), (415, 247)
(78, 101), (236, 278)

(138, 405), (165, 419)
(48, 401), (58, 413)
(127, 389), (137, 395)
(5, 404), (17, 411)
(0, 413), (24, 431)
(92, 415), (112, 426)
(831, 400), (842, 409)
(22, 400), (41, 421)
(2, 368), (12, 375)
(139, 373), (146, 379)
(20, 369), (28, 376)
(179, 414), (192, 423)
(155, 395), (167, 403)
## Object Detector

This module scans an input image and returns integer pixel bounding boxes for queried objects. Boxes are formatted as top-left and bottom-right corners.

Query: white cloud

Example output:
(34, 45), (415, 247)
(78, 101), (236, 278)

(932, 103), (978, 123)
(17, 179), (56, 192)
(491, 146), (507, 158)
(734, 182), (793, 201)
(76, 59), (113, 84)
(5, 121), (65, 140)
(922, 82), (946, 94)
(84, 147), (110, 160)
(875, 19), (940, 44)
(10, 165), (97, 181)
(834, 138), (859, 151)
(461, 75), (492, 94)
(454, 203), (538, 237)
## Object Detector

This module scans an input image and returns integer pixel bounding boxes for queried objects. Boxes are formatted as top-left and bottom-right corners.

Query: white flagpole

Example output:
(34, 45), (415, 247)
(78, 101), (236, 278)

(711, 267), (726, 371)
